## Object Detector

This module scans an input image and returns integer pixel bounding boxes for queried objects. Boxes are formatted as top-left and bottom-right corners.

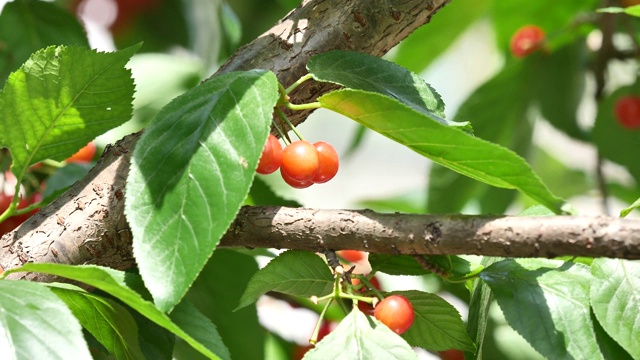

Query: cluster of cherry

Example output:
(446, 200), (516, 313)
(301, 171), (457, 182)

(256, 134), (339, 188)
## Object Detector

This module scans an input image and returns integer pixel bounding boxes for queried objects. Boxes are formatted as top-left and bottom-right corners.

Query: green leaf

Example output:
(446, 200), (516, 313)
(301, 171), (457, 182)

(308, 50), (470, 129)
(4, 263), (225, 360)
(428, 62), (533, 214)
(304, 307), (418, 359)
(369, 254), (477, 280)
(466, 256), (502, 360)
(392, 0), (491, 73)
(620, 197), (640, 217)
(236, 250), (333, 310)
(125, 69), (279, 312)
(0, 0), (88, 85)
(599, 5), (640, 16)
(319, 89), (567, 214)
(49, 285), (145, 360)
(591, 309), (635, 360)
(130, 308), (175, 360)
(170, 301), (231, 360)
(185, 249), (265, 360)
(398, 290), (475, 352)
(591, 259), (640, 359)
(42, 163), (93, 200)
(246, 176), (300, 207)
(480, 259), (602, 360)
(518, 205), (555, 216)
(0, 279), (92, 359)
(0, 44), (138, 177)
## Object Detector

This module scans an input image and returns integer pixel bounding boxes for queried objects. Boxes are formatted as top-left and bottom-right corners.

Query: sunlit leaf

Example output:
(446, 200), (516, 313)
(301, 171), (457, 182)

(126, 70), (278, 312)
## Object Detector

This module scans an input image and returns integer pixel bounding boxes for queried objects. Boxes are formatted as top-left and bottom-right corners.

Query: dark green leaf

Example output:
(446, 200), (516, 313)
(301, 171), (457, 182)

(308, 50), (467, 129)
(4, 263), (225, 360)
(130, 307), (175, 360)
(370, 254), (477, 280)
(236, 250), (333, 310)
(170, 301), (231, 360)
(319, 89), (567, 214)
(305, 307), (418, 359)
(0, 0), (88, 84)
(125, 70), (278, 312)
(0, 44), (138, 179)
(466, 257), (502, 360)
(591, 309), (634, 360)
(246, 177), (300, 207)
(42, 163), (93, 200)
(50, 285), (145, 360)
(480, 259), (601, 360)
(590, 259), (640, 359)
(0, 280), (92, 359)
(185, 249), (265, 360)
(398, 291), (475, 352)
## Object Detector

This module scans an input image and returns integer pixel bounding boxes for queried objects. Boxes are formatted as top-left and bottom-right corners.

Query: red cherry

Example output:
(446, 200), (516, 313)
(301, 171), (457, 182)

(439, 349), (465, 360)
(510, 25), (545, 58)
(0, 192), (40, 236)
(67, 142), (97, 163)
(337, 250), (365, 263)
(374, 295), (415, 335)
(256, 134), (283, 174)
(614, 95), (640, 129)
(281, 140), (319, 182)
(358, 301), (375, 315)
(281, 170), (313, 189)
(312, 141), (339, 183)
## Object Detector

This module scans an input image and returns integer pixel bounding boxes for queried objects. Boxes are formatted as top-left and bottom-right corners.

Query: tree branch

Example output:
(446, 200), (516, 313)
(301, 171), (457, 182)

(221, 207), (640, 259)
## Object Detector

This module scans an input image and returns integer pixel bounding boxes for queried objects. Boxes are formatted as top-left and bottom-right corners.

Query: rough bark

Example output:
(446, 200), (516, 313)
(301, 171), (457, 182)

(221, 207), (640, 260)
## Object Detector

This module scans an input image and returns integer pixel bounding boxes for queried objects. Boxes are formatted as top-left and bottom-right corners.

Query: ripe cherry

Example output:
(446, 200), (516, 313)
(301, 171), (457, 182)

(67, 141), (97, 163)
(281, 140), (319, 182)
(337, 250), (365, 263)
(439, 349), (465, 360)
(312, 141), (339, 183)
(510, 25), (545, 58)
(256, 134), (283, 174)
(614, 95), (640, 129)
(0, 192), (40, 236)
(374, 294), (415, 335)
(281, 170), (313, 189)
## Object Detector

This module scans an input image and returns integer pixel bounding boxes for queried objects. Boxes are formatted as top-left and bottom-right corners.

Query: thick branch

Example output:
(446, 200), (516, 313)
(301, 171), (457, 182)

(0, 0), (451, 278)
(221, 207), (640, 259)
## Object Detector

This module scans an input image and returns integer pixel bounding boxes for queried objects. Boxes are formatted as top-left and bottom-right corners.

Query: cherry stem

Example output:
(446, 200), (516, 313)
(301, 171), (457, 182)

(354, 274), (385, 299)
(271, 119), (290, 146)
(286, 73), (313, 94)
(13, 202), (40, 216)
(310, 298), (333, 345)
(277, 108), (305, 141)
(286, 102), (322, 111)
